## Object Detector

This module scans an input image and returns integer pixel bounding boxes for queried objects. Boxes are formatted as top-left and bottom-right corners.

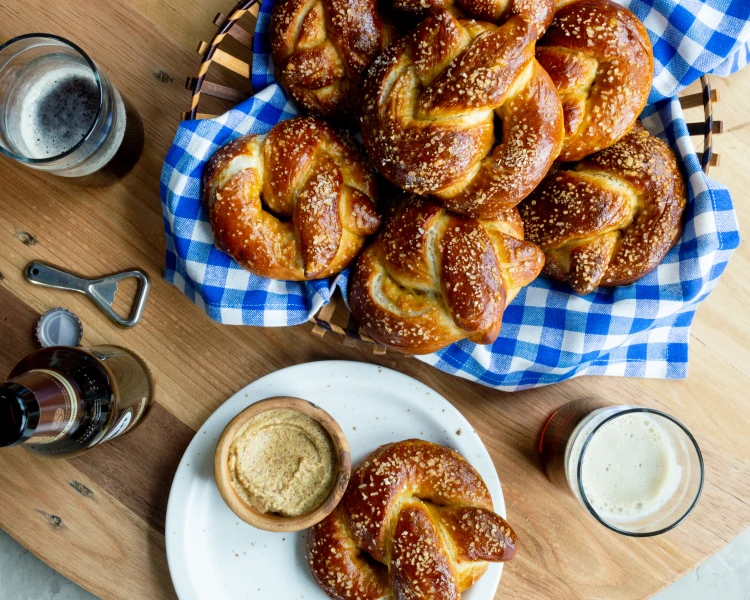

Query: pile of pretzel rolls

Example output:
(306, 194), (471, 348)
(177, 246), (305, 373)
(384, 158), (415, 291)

(202, 0), (687, 359)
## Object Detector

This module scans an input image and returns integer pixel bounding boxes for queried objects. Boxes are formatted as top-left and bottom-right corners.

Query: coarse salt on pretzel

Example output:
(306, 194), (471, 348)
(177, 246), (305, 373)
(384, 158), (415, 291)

(360, 8), (564, 219)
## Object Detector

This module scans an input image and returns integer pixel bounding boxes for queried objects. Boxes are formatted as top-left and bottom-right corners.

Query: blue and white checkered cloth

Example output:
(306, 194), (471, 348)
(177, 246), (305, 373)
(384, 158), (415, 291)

(161, 0), (745, 390)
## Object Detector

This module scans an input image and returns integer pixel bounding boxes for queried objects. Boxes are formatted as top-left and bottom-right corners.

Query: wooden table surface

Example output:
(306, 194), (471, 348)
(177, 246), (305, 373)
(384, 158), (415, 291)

(1, 1), (749, 599)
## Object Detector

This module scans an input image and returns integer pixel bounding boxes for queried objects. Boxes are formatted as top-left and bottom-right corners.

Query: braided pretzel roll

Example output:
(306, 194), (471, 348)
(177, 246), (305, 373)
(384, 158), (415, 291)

(518, 123), (686, 295)
(391, 0), (555, 36)
(308, 440), (518, 600)
(349, 195), (544, 353)
(203, 117), (381, 281)
(270, 0), (395, 121)
(360, 9), (564, 219)
(535, 0), (654, 162)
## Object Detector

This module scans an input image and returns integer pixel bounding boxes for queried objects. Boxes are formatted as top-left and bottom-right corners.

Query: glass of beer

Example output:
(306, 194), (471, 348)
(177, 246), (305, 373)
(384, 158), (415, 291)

(0, 33), (144, 186)
(540, 399), (704, 536)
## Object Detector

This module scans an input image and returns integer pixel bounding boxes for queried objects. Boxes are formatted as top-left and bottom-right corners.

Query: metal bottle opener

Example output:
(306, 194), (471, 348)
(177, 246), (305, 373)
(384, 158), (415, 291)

(25, 261), (150, 328)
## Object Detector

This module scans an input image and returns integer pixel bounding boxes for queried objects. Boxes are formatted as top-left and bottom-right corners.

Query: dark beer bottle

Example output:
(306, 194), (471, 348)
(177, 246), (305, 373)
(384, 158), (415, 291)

(0, 345), (153, 457)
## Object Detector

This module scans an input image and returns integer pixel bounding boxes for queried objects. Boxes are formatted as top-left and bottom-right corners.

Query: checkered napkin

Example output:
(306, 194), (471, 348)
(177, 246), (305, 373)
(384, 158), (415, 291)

(161, 0), (745, 390)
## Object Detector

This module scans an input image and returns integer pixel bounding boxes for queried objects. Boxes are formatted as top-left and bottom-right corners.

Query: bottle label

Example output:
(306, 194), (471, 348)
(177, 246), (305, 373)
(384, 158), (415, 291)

(100, 396), (148, 443)
(22, 369), (81, 444)
(103, 411), (131, 442)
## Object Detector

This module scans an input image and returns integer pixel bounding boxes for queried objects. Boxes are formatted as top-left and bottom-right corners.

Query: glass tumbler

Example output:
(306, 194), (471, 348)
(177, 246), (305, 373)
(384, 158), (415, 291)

(0, 33), (144, 185)
(540, 399), (704, 536)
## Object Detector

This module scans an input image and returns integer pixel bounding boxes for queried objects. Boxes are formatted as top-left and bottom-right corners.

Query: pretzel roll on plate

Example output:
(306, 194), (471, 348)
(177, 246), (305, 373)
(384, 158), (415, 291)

(307, 439), (518, 600)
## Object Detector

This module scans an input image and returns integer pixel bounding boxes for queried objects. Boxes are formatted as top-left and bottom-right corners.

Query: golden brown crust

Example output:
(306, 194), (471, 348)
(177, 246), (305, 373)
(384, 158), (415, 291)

(391, 0), (555, 36)
(536, 0), (654, 161)
(341, 440), (495, 561)
(203, 117), (380, 281)
(306, 440), (518, 600)
(349, 195), (544, 354)
(307, 507), (391, 600)
(270, 0), (395, 121)
(439, 506), (518, 562)
(391, 502), (459, 600)
(519, 123), (686, 294)
(360, 9), (564, 219)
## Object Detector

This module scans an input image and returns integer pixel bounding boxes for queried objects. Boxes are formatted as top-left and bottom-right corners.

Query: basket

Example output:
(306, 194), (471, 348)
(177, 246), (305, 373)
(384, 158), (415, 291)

(182, 0), (723, 355)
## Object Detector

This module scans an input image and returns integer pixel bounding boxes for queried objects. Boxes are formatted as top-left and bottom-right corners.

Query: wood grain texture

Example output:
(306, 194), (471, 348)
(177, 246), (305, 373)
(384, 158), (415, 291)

(0, 4), (748, 600)
(70, 403), (195, 534)
(0, 447), (175, 600)
(0, 285), (40, 360)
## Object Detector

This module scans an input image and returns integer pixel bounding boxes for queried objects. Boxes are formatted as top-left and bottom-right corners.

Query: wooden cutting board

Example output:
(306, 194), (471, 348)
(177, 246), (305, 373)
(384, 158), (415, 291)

(1, 1), (749, 599)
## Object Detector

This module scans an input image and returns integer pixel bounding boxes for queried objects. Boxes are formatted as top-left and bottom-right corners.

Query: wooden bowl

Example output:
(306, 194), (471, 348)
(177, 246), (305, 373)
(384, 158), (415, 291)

(213, 396), (351, 532)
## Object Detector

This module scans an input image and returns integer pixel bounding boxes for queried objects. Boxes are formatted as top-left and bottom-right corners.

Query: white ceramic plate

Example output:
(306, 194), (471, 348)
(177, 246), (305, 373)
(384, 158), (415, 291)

(166, 360), (505, 600)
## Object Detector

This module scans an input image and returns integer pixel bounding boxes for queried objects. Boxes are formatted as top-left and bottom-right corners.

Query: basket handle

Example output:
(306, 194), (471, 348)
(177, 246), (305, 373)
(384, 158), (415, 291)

(188, 0), (260, 121)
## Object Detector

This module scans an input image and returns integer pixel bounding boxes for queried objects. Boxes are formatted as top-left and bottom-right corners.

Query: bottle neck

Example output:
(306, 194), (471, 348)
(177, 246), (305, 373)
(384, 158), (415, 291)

(0, 383), (36, 447)
(0, 369), (81, 447)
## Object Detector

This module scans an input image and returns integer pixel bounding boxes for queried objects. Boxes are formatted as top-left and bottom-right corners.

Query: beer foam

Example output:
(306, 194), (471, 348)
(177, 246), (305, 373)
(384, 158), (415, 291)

(17, 64), (99, 159)
(580, 413), (682, 523)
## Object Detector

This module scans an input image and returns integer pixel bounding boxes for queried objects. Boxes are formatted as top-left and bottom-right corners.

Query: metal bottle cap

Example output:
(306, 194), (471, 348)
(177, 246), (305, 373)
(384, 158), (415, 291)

(36, 308), (83, 347)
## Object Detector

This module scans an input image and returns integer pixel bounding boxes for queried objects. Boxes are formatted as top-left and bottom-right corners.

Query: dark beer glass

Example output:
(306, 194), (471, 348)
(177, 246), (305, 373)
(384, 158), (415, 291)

(0, 34), (143, 185)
